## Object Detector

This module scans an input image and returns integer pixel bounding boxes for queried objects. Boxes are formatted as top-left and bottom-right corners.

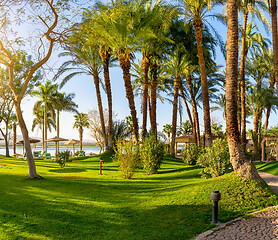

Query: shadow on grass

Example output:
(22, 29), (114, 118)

(49, 168), (87, 173)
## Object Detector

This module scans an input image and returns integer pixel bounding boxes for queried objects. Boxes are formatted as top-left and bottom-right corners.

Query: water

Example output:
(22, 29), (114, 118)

(0, 146), (101, 156)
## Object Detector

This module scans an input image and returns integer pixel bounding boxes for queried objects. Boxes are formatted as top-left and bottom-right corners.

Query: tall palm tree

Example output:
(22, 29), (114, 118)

(163, 124), (172, 144)
(73, 113), (90, 151)
(225, 0), (262, 182)
(52, 92), (78, 152)
(55, 34), (108, 151)
(238, 21), (270, 149)
(92, 0), (146, 141)
(178, 0), (223, 146)
(32, 80), (57, 152)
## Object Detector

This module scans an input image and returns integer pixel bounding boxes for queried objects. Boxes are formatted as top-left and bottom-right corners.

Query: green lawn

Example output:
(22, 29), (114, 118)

(0, 154), (277, 240)
(254, 161), (278, 176)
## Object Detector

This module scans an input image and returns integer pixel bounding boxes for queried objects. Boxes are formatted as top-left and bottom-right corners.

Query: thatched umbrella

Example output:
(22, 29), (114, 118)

(16, 138), (40, 155)
(64, 139), (80, 155)
(45, 136), (68, 156)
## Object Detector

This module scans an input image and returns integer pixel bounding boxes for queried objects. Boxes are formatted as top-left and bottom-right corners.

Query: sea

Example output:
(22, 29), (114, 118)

(0, 146), (101, 156)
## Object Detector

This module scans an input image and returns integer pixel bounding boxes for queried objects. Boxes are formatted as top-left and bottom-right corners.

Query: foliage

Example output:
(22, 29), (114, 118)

(197, 139), (231, 178)
(140, 136), (165, 174)
(56, 150), (70, 168)
(177, 120), (192, 136)
(113, 138), (139, 179)
(181, 143), (201, 165)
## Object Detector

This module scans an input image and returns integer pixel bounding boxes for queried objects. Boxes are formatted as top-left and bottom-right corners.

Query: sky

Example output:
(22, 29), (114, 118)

(3, 1), (278, 142)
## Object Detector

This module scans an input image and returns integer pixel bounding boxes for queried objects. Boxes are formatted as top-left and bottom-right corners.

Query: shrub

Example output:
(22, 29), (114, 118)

(113, 138), (139, 179)
(74, 151), (80, 157)
(181, 143), (201, 165)
(140, 136), (165, 174)
(197, 138), (231, 178)
(56, 150), (70, 168)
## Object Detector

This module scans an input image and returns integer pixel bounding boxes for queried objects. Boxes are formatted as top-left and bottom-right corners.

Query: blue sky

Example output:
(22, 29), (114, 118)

(10, 1), (278, 142)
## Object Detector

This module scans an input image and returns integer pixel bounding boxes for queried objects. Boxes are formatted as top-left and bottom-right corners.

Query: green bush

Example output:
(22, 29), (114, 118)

(197, 138), (231, 178)
(181, 143), (201, 165)
(56, 150), (70, 168)
(140, 136), (165, 174)
(113, 138), (139, 179)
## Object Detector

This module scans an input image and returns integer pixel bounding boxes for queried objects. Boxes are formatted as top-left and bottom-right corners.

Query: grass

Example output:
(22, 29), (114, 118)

(254, 161), (278, 176)
(0, 154), (277, 240)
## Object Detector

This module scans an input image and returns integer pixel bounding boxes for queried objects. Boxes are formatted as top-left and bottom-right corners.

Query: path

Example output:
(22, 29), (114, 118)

(194, 172), (278, 240)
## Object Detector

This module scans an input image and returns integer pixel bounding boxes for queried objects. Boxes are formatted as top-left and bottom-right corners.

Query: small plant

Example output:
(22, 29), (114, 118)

(140, 136), (165, 174)
(181, 143), (201, 165)
(74, 150), (80, 157)
(113, 138), (139, 179)
(56, 150), (70, 168)
(197, 138), (231, 178)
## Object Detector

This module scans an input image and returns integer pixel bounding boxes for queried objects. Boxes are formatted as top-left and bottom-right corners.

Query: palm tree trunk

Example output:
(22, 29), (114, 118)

(148, 95), (152, 127)
(271, 0), (278, 97)
(226, 0), (262, 182)
(239, 12), (248, 151)
(118, 53), (139, 141)
(264, 78), (275, 129)
(44, 106), (47, 153)
(141, 52), (150, 138)
(79, 126), (83, 151)
(92, 72), (108, 150)
(186, 75), (200, 146)
(13, 124), (16, 155)
(179, 88), (195, 142)
(15, 102), (40, 178)
(100, 49), (113, 152)
(171, 76), (180, 156)
(57, 110), (60, 153)
(193, 20), (212, 147)
(150, 61), (157, 138)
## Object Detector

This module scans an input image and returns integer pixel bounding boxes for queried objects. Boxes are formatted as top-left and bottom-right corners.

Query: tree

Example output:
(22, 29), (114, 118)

(177, 120), (193, 136)
(73, 113), (90, 151)
(32, 80), (58, 152)
(55, 33), (108, 152)
(178, 0), (223, 146)
(0, 0), (59, 178)
(162, 124), (172, 144)
(225, 0), (262, 181)
(92, 0), (144, 141)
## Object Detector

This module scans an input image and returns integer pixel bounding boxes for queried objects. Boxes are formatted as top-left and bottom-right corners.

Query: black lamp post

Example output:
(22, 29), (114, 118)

(211, 190), (221, 224)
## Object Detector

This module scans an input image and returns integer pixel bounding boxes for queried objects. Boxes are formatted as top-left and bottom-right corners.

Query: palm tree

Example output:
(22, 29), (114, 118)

(32, 80), (57, 152)
(92, 0), (144, 141)
(225, 0), (261, 182)
(178, 0), (223, 146)
(269, 0), (278, 98)
(177, 120), (193, 136)
(238, 21), (270, 148)
(32, 108), (56, 144)
(163, 124), (172, 144)
(73, 113), (90, 151)
(55, 34), (108, 151)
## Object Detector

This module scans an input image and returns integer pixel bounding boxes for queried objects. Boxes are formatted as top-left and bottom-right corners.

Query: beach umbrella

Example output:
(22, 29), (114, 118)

(16, 138), (40, 155)
(64, 139), (80, 155)
(45, 136), (69, 156)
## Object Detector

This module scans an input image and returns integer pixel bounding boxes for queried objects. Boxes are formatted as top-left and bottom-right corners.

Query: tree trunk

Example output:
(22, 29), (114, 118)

(179, 88), (195, 143)
(100, 49), (113, 152)
(271, 0), (278, 97)
(44, 106), (47, 153)
(148, 95), (152, 127)
(79, 126), (83, 151)
(150, 61), (158, 138)
(226, 0), (262, 182)
(141, 52), (150, 138)
(193, 20), (212, 147)
(15, 102), (40, 178)
(57, 110), (60, 153)
(171, 76), (180, 156)
(13, 124), (16, 155)
(118, 53), (139, 141)
(186, 75), (200, 146)
(264, 78), (275, 129)
(239, 13), (248, 151)
(0, 128), (9, 157)
(92, 72), (108, 150)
